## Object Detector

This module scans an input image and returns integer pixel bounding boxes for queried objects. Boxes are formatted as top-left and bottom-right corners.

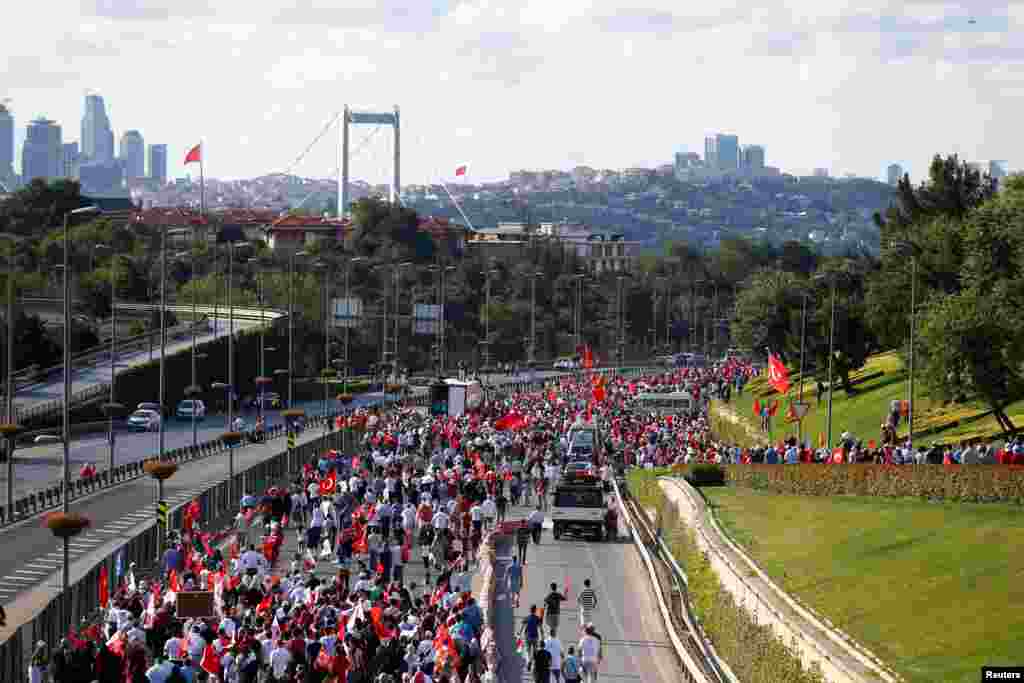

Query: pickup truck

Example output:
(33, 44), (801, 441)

(551, 482), (608, 541)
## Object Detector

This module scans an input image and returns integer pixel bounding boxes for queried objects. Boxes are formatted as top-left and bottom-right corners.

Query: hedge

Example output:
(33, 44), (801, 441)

(670, 463), (1024, 504)
(627, 469), (826, 683)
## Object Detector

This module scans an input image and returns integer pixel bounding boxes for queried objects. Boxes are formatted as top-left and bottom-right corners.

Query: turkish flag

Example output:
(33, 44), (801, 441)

(319, 471), (337, 497)
(455, 164), (467, 176)
(767, 353), (791, 394)
(184, 143), (202, 164)
(98, 565), (109, 608)
(200, 643), (221, 676)
(168, 569), (179, 593)
(753, 399), (761, 417)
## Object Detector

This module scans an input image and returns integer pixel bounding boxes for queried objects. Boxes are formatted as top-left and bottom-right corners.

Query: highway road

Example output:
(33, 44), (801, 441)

(12, 317), (264, 419)
(0, 397), (365, 499)
(507, 500), (682, 682)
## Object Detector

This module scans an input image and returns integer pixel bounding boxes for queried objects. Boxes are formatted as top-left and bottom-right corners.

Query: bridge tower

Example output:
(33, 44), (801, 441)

(340, 105), (400, 217)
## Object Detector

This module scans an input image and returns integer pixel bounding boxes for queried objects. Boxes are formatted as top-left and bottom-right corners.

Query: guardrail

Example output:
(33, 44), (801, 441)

(0, 415), (344, 683)
(611, 475), (721, 683)
(0, 405), (344, 528)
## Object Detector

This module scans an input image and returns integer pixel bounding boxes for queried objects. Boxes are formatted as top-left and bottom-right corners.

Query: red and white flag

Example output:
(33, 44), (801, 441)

(767, 352), (791, 394)
(454, 164), (468, 177)
(184, 143), (202, 165)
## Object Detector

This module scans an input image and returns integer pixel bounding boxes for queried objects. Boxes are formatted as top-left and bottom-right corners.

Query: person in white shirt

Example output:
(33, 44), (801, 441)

(481, 497), (497, 530)
(269, 642), (292, 681)
(163, 633), (185, 662)
(432, 509), (450, 532)
(578, 626), (602, 683)
(545, 635), (564, 681)
(469, 503), (483, 535)
(240, 546), (264, 576)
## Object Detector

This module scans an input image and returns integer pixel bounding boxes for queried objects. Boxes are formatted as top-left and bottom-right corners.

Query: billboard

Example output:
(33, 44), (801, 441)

(332, 297), (363, 329)
(414, 303), (442, 335)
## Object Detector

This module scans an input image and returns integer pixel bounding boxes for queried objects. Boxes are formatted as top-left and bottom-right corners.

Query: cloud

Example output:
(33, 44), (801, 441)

(264, 50), (378, 89)
(86, 0), (214, 21)
(272, 0), (445, 32)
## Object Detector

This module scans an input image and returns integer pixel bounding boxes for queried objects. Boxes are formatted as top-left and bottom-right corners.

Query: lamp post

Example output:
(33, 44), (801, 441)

(573, 273), (584, 353)
(891, 241), (921, 451)
(394, 262), (411, 377)
(813, 272), (843, 451)
(617, 275), (626, 364)
(62, 205), (100, 611)
(94, 243), (122, 471)
(172, 249), (201, 447)
(288, 250), (309, 408)
(342, 256), (364, 397)
(529, 271), (543, 364)
(483, 266), (498, 370)
(797, 288), (810, 445)
(247, 257), (270, 419)
(2, 233), (24, 514)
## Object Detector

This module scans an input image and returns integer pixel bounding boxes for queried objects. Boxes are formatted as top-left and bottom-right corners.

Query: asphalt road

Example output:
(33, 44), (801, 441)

(507, 498), (682, 682)
(12, 317), (262, 416)
(0, 397), (369, 499)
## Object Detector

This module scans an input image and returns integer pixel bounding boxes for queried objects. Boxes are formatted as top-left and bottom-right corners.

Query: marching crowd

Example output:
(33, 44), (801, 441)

(24, 367), (680, 683)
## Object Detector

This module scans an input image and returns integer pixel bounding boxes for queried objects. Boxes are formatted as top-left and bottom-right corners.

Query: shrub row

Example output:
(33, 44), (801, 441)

(626, 470), (826, 683)
(670, 463), (1024, 504)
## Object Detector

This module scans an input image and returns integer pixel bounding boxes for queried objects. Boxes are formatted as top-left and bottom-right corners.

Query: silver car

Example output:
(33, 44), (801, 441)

(128, 409), (161, 432)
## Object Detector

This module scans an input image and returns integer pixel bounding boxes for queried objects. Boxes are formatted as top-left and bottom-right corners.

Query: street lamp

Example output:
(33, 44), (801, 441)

(428, 264), (456, 375)
(528, 271), (544, 365)
(288, 250), (309, 408)
(1, 233), (24, 515)
(341, 256), (364, 397)
(890, 241), (922, 452)
(61, 205), (99, 616)
(212, 380), (237, 500)
(93, 243), (128, 472)
(393, 262), (411, 378)
(482, 266), (499, 370)
(813, 270), (850, 451)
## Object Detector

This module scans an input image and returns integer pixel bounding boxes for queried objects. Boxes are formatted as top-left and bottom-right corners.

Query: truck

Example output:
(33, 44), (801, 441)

(429, 378), (484, 417)
(551, 480), (608, 541)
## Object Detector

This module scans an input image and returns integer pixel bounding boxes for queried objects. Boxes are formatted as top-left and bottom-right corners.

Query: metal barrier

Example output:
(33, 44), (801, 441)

(0, 425), (340, 683)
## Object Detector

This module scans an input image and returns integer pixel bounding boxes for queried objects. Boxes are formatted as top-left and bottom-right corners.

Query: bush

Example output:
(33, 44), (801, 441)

(707, 464), (1024, 504)
(687, 463), (726, 487)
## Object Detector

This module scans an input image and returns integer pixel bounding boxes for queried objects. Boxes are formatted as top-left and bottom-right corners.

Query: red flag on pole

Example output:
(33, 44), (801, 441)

(98, 565), (109, 608)
(767, 353), (791, 394)
(455, 164), (468, 177)
(753, 398), (761, 417)
(184, 143), (202, 164)
(168, 569), (179, 593)
(200, 643), (221, 676)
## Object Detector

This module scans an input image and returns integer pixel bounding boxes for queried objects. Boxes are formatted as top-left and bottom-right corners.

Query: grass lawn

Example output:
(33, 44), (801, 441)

(701, 485), (1024, 683)
(721, 351), (1024, 448)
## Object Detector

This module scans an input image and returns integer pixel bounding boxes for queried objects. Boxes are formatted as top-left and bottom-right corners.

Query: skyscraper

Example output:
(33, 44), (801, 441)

(0, 104), (13, 183)
(887, 163), (903, 186)
(704, 136), (717, 169)
(742, 145), (765, 173)
(82, 94), (114, 162)
(63, 142), (81, 179)
(120, 130), (145, 181)
(148, 144), (167, 185)
(715, 134), (740, 170)
(22, 118), (63, 182)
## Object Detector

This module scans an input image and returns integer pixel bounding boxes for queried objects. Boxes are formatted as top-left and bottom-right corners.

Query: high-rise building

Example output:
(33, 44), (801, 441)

(22, 118), (63, 182)
(704, 136), (717, 169)
(81, 94), (115, 162)
(79, 159), (124, 195)
(148, 144), (167, 184)
(0, 104), (13, 183)
(120, 130), (145, 181)
(741, 145), (765, 172)
(887, 163), (903, 186)
(63, 142), (81, 178)
(715, 134), (740, 170)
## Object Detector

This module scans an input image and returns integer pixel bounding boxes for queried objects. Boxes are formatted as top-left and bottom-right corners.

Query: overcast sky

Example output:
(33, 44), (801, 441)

(5, 1), (1019, 184)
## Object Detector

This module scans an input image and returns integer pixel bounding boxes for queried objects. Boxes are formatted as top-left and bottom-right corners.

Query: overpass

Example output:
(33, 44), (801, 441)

(7, 304), (285, 426)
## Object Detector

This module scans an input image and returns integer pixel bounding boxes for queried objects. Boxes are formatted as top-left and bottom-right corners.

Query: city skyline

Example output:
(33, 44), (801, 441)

(2, 2), (1018, 185)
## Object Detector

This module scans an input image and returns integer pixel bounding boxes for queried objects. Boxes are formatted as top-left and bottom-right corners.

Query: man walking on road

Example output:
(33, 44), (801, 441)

(578, 624), (602, 683)
(544, 582), (568, 637)
(576, 579), (598, 631)
(516, 523), (532, 564)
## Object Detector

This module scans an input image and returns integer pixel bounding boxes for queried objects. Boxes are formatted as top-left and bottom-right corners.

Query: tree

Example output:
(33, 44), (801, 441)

(731, 269), (803, 362)
(0, 178), (83, 237)
(918, 287), (1024, 432)
(809, 265), (873, 394)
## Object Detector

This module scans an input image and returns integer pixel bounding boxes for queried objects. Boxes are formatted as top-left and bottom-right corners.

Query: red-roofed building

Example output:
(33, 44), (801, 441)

(264, 215), (353, 255)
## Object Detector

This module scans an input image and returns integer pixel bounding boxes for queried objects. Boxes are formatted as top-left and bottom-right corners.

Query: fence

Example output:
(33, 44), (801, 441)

(0, 413), (345, 683)
(0, 364), (662, 681)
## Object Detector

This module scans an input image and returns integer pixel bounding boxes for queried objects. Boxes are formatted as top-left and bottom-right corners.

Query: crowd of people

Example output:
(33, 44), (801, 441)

(26, 367), (671, 683)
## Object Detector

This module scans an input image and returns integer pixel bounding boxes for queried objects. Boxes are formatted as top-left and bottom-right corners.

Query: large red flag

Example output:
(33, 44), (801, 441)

(767, 353), (791, 394)
(752, 398), (761, 417)
(168, 569), (179, 593)
(184, 143), (202, 165)
(98, 565), (109, 608)
(200, 643), (221, 676)
(454, 164), (468, 177)
(583, 346), (594, 369)
(319, 470), (337, 497)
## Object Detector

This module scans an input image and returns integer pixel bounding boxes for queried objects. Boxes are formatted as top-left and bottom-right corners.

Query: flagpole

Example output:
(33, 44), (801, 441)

(438, 179), (475, 231)
(199, 142), (205, 221)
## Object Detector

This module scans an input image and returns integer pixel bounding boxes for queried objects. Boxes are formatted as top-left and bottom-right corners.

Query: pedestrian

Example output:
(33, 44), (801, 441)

(578, 625), (602, 683)
(507, 556), (523, 608)
(576, 579), (598, 631)
(516, 523), (532, 565)
(528, 506), (545, 545)
(545, 633), (564, 683)
(561, 646), (582, 683)
(28, 641), (47, 683)
(532, 638), (552, 683)
(543, 582), (567, 637)
(520, 605), (543, 672)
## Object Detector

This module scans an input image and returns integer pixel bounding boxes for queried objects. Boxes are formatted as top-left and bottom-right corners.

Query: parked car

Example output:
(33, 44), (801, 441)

(137, 402), (163, 415)
(176, 399), (206, 421)
(128, 409), (161, 432)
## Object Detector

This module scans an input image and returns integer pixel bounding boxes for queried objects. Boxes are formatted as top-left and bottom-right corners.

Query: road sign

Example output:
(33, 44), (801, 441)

(287, 432), (296, 450)
(156, 501), (169, 528)
(792, 402), (811, 419)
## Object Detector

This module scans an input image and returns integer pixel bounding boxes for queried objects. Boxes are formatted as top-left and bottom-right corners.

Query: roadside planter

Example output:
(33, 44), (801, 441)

(143, 460), (178, 480)
(45, 511), (91, 538)
(222, 431), (243, 448)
